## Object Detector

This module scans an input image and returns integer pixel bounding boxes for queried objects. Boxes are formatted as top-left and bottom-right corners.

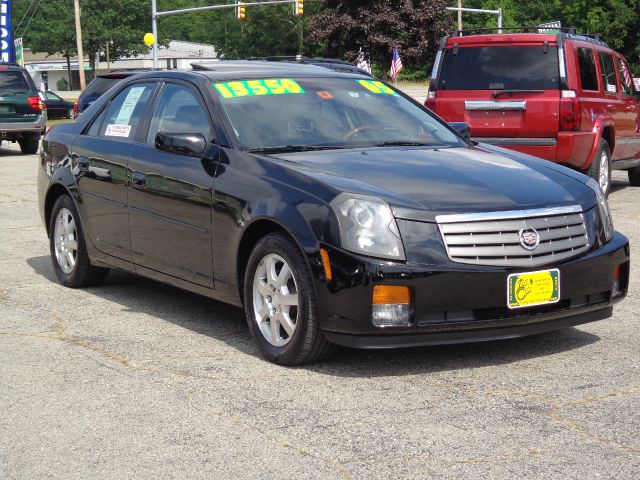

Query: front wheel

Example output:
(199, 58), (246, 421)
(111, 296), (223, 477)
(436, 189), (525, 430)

(587, 140), (611, 197)
(243, 233), (335, 365)
(49, 194), (109, 288)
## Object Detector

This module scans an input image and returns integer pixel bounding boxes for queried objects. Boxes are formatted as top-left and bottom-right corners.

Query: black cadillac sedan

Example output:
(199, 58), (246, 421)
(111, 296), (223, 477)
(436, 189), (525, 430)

(38, 64), (629, 365)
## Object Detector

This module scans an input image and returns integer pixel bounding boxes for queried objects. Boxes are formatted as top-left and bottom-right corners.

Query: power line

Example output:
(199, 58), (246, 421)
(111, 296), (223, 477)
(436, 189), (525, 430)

(18, 0), (44, 37)
(14, 0), (37, 33)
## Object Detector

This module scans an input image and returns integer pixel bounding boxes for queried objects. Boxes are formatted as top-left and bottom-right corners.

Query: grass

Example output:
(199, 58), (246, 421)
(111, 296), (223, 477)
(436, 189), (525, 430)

(47, 118), (73, 127)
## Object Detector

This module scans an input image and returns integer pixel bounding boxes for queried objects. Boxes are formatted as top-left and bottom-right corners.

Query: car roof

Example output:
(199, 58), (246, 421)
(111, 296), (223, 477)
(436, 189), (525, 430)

(147, 61), (371, 82)
(445, 31), (611, 49)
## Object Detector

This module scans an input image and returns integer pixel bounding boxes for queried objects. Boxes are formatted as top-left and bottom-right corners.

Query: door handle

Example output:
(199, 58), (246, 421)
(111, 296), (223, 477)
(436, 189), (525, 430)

(130, 171), (146, 189)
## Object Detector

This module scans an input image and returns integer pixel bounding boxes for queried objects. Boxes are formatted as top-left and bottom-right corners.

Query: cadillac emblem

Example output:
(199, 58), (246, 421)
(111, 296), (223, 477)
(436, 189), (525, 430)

(519, 227), (540, 250)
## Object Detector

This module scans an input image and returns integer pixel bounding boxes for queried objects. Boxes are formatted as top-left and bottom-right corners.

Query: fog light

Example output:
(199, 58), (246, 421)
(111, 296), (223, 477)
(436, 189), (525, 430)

(372, 285), (411, 327)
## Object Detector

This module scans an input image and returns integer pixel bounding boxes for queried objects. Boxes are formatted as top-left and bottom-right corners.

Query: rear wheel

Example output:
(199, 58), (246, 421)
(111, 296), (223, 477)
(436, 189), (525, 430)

(628, 165), (640, 186)
(49, 194), (109, 288)
(587, 140), (611, 197)
(18, 133), (40, 154)
(243, 233), (335, 365)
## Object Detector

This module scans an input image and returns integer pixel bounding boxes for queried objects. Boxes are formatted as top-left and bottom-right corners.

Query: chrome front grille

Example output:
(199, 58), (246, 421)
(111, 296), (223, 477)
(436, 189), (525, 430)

(436, 206), (590, 267)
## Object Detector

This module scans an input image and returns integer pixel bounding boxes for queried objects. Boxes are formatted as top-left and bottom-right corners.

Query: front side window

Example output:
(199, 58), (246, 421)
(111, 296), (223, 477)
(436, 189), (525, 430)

(146, 83), (211, 145)
(616, 58), (634, 95)
(100, 82), (156, 142)
(598, 52), (618, 94)
(45, 92), (62, 101)
(213, 77), (464, 150)
(577, 47), (598, 91)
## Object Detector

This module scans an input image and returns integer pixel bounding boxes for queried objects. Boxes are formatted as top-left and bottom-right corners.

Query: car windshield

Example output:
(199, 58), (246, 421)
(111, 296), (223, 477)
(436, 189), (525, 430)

(0, 71), (30, 94)
(212, 77), (464, 150)
(439, 46), (560, 90)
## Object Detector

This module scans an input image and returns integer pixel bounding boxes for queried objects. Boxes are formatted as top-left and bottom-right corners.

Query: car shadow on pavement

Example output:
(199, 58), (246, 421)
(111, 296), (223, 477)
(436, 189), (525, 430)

(27, 255), (600, 376)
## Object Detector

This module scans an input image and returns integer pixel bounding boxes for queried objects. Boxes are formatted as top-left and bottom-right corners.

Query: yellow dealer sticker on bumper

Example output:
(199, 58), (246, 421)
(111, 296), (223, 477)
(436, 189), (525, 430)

(507, 269), (560, 309)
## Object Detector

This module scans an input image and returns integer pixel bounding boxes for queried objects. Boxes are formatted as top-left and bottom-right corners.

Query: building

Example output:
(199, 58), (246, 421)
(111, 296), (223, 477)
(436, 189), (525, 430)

(24, 40), (218, 91)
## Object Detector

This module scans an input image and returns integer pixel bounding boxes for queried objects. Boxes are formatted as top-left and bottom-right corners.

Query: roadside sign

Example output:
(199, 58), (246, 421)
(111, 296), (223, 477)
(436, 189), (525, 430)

(538, 21), (562, 33)
(14, 37), (23, 66)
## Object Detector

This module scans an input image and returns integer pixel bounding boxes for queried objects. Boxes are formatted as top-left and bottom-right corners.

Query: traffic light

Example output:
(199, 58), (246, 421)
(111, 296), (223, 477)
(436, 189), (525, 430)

(294, 0), (303, 16)
(236, 2), (246, 20)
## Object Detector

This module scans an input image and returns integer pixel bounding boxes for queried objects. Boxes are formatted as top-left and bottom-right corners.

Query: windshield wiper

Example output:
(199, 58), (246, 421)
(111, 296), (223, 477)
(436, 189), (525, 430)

(247, 145), (345, 154)
(492, 89), (544, 98)
(374, 141), (444, 147)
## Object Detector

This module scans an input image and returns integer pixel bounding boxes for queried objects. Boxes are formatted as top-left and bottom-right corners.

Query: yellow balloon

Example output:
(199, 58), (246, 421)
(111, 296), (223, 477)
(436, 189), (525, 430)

(143, 33), (155, 46)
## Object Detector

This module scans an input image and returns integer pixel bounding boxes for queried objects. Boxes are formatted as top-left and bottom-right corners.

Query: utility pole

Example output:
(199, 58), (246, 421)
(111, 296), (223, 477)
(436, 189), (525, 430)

(73, 0), (86, 90)
(458, 0), (462, 32)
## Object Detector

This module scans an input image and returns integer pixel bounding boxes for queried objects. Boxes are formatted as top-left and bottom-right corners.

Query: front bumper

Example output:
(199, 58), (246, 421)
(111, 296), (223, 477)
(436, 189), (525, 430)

(316, 231), (629, 348)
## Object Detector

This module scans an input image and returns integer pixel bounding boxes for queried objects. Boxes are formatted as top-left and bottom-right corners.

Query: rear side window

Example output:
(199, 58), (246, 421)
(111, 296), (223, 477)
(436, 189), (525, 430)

(83, 77), (125, 100)
(438, 46), (559, 90)
(100, 82), (156, 142)
(0, 71), (30, 93)
(598, 52), (617, 94)
(577, 47), (599, 91)
(616, 58), (634, 95)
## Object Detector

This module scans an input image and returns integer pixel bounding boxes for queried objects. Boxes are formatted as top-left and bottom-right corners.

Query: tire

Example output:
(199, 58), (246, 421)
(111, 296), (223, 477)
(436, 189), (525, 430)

(243, 233), (335, 365)
(18, 133), (40, 154)
(628, 165), (640, 187)
(587, 139), (611, 197)
(49, 194), (109, 288)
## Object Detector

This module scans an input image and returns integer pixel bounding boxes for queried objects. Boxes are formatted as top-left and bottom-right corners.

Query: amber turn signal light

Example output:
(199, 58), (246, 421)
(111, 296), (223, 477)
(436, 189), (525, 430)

(373, 285), (410, 305)
(319, 247), (332, 281)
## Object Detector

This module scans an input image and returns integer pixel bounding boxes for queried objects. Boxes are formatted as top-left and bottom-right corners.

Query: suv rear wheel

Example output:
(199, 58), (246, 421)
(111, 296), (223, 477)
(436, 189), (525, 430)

(587, 140), (611, 197)
(18, 133), (40, 154)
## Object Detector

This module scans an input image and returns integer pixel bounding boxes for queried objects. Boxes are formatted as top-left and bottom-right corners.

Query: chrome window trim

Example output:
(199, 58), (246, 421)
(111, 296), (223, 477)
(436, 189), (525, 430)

(436, 205), (584, 224)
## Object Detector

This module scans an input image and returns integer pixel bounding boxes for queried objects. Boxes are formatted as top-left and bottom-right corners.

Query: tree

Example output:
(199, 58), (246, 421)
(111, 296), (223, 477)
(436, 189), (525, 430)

(14, 0), (152, 77)
(310, 0), (452, 78)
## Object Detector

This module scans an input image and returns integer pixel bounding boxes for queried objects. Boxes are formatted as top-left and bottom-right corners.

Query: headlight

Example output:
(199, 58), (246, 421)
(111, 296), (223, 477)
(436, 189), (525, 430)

(330, 193), (405, 260)
(587, 178), (614, 242)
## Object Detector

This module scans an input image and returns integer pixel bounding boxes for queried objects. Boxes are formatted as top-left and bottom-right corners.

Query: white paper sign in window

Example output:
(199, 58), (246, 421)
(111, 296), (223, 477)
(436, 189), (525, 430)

(115, 86), (146, 125)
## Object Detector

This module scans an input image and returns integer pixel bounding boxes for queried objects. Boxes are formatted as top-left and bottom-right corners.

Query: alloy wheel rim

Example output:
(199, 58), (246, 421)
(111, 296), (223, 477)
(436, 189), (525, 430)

(252, 253), (299, 347)
(53, 207), (78, 274)
(599, 150), (610, 193)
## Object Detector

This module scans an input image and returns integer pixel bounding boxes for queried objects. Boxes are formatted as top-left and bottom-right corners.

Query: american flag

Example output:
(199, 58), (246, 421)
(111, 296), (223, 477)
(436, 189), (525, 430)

(621, 61), (633, 90)
(390, 48), (403, 80)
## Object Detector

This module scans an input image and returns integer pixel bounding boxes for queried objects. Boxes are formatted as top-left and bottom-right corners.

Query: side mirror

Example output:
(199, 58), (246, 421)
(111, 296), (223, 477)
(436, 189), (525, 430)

(449, 122), (471, 141)
(155, 132), (207, 156)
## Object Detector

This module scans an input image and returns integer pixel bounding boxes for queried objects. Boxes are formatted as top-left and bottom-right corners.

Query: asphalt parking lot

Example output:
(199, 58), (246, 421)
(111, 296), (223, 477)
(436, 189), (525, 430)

(1, 140), (639, 479)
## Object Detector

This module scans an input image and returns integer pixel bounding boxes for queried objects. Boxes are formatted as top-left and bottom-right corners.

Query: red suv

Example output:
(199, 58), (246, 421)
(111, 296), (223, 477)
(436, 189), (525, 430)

(426, 29), (640, 196)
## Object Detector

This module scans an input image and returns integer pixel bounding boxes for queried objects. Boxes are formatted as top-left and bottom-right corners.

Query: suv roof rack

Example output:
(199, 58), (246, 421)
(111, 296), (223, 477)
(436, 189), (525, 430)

(452, 26), (577, 36)
(450, 26), (610, 48)
(244, 56), (355, 66)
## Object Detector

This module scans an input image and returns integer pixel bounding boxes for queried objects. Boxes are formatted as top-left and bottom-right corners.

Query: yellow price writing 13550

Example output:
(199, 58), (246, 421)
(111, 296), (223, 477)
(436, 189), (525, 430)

(214, 79), (305, 98)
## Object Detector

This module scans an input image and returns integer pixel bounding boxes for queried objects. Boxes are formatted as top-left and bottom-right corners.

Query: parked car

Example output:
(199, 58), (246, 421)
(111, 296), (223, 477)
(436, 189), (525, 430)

(38, 64), (629, 365)
(74, 70), (152, 118)
(426, 28), (640, 196)
(42, 91), (74, 119)
(0, 62), (46, 153)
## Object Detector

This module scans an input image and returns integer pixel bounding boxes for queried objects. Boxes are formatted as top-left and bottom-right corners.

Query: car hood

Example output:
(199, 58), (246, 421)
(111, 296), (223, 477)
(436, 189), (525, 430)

(274, 144), (595, 222)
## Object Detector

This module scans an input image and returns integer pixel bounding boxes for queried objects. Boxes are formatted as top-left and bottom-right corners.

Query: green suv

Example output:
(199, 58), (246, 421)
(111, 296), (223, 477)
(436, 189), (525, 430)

(0, 64), (46, 154)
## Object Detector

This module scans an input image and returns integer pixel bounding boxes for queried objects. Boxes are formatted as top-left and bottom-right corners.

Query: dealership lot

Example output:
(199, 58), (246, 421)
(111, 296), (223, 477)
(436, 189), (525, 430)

(1, 141), (639, 478)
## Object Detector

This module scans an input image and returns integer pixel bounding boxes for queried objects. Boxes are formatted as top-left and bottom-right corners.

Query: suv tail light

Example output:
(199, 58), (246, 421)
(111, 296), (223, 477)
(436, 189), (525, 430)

(27, 96), (45, 111)
(73, 101), (78, 119)
(559, 90), (580, 131)
(425, 90), (436, 111)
